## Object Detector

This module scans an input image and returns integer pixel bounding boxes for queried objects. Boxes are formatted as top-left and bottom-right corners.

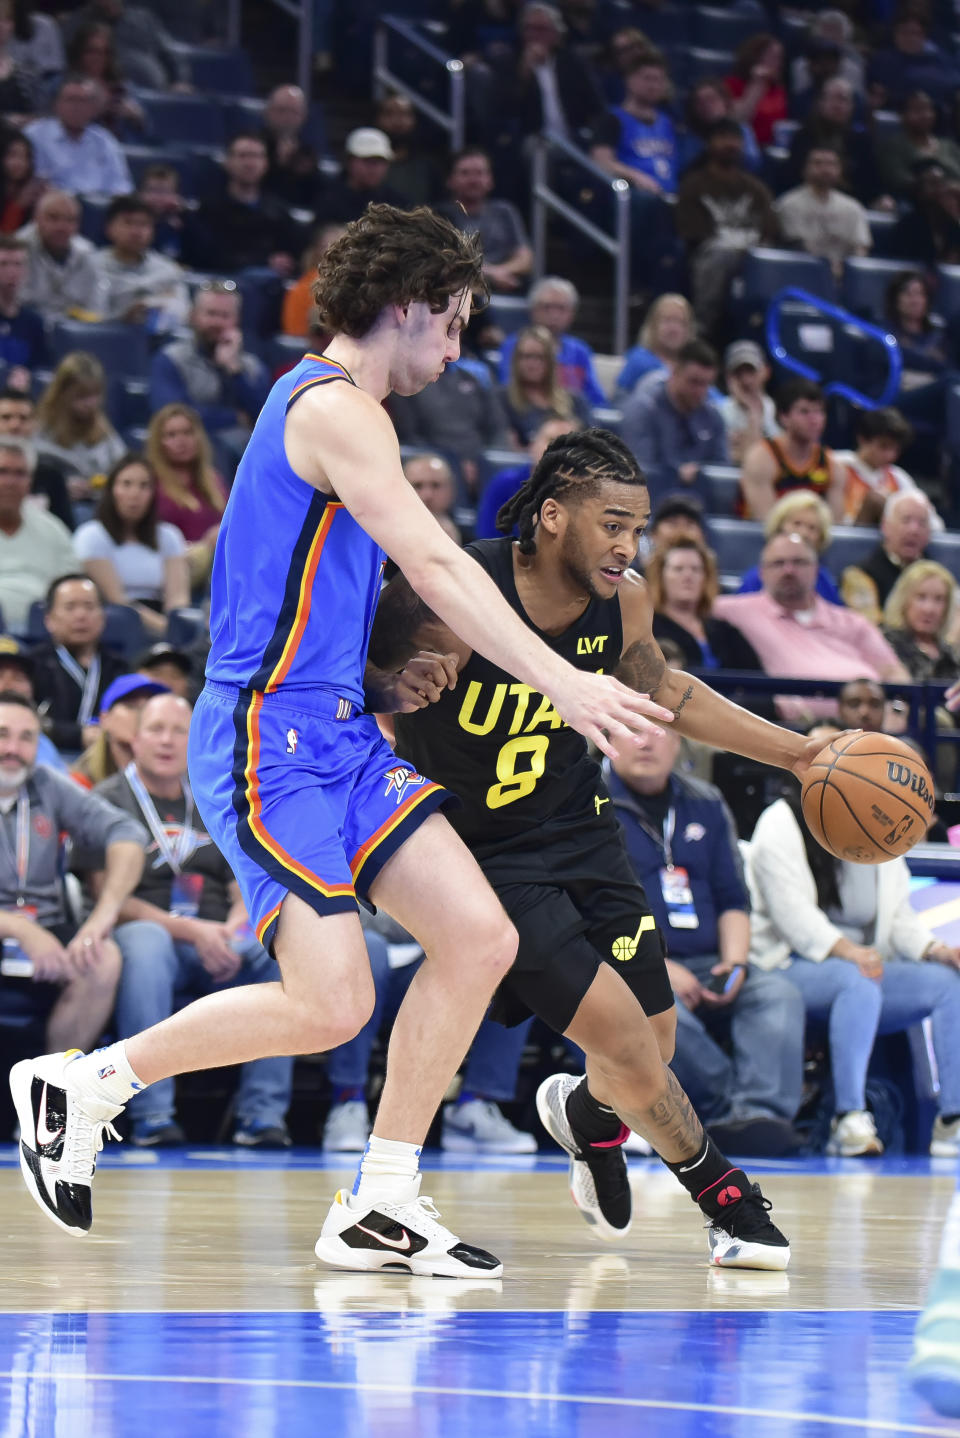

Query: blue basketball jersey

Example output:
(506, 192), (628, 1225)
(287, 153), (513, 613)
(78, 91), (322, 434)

(205, 354), (386, 707)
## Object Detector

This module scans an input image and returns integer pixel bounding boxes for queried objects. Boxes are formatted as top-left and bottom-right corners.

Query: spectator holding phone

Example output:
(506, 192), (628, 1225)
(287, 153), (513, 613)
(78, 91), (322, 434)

(605, 722), (804, 1156)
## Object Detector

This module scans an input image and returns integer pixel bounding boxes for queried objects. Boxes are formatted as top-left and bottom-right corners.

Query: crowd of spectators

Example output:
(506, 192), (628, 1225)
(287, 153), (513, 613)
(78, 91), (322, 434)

(4, 0), (960, 1159)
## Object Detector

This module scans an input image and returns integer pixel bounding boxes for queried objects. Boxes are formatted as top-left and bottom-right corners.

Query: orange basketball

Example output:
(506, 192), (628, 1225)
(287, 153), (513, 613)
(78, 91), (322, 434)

(800, 732), (935, 864)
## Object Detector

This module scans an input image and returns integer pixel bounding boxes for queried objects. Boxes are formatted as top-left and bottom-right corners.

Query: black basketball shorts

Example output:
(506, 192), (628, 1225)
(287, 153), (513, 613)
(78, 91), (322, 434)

(477, 816), (673, 1032)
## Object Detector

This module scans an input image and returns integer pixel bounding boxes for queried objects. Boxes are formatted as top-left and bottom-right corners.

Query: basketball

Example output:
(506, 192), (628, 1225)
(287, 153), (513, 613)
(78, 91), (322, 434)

(800, 732), (935, 864)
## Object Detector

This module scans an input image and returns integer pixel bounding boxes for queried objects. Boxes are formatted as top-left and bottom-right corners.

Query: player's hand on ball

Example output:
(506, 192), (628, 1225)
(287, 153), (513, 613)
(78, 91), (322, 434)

(553, 672), (674, 761)
(392, 651), (459, 712)
(790, 729), (860, 782)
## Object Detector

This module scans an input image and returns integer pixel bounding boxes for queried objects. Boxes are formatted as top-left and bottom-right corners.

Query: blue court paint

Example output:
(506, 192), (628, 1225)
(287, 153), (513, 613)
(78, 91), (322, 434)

(0, 1309), (950, 1438)
(1, 1145), (954, 1177)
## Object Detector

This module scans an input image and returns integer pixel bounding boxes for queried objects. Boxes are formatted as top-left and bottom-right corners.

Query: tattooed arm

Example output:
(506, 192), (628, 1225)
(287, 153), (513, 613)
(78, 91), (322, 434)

(615, 573), (823, 778)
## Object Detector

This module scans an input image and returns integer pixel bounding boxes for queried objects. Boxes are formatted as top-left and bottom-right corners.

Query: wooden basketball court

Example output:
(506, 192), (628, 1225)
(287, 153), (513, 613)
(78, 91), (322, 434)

(1, 1147), (957, 1436)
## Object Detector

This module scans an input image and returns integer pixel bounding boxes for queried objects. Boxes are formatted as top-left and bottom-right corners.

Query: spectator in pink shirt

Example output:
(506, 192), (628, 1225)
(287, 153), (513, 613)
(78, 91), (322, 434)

(713, 532), (910, 724)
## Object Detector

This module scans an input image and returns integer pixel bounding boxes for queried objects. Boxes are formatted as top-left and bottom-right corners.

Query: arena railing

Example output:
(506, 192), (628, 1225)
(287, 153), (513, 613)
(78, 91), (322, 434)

(701, 669), (953, 772)
(765, 286), (903, 409)
(373, 17), (466, 150)
(226, 0), (313, 97)
(531, 134), (631, 355)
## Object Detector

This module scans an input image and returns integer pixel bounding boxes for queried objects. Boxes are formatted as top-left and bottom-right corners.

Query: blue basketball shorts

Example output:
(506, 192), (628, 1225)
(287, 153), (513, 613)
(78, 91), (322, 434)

(188, 681), (450, 952)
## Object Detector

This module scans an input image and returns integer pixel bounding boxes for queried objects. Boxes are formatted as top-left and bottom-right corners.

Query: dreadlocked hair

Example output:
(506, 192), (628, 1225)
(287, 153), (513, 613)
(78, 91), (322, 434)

(496, 427), (645, 554)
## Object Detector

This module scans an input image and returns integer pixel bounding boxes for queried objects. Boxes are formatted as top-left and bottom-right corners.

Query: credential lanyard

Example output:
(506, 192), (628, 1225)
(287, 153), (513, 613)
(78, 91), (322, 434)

(124, 762), (194, 874)
(630, 803), (677, 869)
(0, 788), (31, 905)
(56, 647), (101, 727)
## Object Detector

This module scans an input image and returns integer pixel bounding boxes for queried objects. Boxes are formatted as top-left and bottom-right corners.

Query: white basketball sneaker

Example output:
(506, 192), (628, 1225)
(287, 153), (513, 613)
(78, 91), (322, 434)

(825, 1109), (884, 1157)
(10, 1050), (123, 1235)
(315, 1177), (503, 1278)
(535, 1073), (632, 1241)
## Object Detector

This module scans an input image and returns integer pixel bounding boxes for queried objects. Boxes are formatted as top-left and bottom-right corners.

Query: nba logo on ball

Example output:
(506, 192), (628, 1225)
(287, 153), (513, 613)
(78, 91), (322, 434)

(801, 733), (936, 864)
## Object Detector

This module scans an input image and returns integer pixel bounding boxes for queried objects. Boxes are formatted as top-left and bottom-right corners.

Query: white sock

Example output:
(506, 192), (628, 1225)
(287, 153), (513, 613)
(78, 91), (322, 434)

(68, 1043), (147, 1107)
(350, 1135), (422, 1206)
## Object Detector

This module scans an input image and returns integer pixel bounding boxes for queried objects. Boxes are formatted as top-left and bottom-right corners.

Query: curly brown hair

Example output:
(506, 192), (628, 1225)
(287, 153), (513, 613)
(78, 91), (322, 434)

(314, 203), (488, 339)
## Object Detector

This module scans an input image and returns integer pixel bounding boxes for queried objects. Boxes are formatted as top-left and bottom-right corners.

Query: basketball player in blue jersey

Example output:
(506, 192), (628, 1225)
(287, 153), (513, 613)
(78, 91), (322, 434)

(10, 205), (677, 1278)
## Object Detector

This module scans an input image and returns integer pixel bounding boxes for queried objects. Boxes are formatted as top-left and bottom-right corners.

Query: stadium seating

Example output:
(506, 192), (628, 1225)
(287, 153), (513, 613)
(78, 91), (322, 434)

(138, 92), (227, 149)
(842, 257), (915, 326)
(51, 322), (151, 381)
(741, 248), (835, 305)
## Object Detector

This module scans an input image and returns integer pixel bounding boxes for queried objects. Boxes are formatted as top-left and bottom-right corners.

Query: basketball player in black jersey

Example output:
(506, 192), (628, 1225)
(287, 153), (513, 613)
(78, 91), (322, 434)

(371, 429), (828, 1270)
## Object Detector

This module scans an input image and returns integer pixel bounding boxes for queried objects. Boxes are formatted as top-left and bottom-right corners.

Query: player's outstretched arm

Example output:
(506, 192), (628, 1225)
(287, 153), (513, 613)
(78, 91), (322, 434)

(285, 386), (673, 756)
(616, 574), (824, 777)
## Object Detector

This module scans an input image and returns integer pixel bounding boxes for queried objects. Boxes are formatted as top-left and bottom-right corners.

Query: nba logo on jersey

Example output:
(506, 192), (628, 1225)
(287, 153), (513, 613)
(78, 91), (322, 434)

(285, 728), (299, 755)
(383, 765), (426, 805)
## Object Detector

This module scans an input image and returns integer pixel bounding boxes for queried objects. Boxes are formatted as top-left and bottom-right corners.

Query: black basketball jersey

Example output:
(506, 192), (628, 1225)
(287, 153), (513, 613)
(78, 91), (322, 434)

(393, 537), (624, 856)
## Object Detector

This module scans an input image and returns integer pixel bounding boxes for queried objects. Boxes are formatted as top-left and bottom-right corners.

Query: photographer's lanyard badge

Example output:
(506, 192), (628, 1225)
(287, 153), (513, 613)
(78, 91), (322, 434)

(658, 807), (698, 931)
(124, 762), (202, 917)
(0, 789), (37, 976)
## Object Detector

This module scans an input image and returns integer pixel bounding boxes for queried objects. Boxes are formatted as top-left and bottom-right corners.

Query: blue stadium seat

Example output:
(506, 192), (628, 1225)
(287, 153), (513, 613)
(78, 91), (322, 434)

(841, 257), (913, 325)
(867, 209), (899, 258)
(107, 377), (151, 433)
(929, 532), (960, 581)
(602, 1), (685, 49)
(168, 44), (255, 96)
(103, 604), (147, 660)
(266, 335), (309, 374)
(222, 97), (266, 138)
(692, 6), (762, 51)
(705, 517), (763, 577)
(166, 606), (206, 647)
(676, 47), (735, 86)
(487, 296), (529, 335)
(700, 465), (742, 516)
(51, 321), (151, 380)
(741, 248), (835, 304)
(25, 601), (45, 644)
(139, 92), (226, 148)
(122, 144), (192, 191)
(822, 527), (882, 578)
(936, 265), (960, 323)
(78, 195), (110, 244)
(771, 119), (799, 148)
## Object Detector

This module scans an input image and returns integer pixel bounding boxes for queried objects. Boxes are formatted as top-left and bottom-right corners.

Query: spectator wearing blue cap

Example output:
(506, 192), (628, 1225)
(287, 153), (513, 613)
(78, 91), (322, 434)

(71, 674), (168, 790)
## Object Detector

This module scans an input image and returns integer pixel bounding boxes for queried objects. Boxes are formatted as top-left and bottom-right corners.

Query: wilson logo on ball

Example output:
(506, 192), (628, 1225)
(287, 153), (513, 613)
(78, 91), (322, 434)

(885, 762), (935, 811)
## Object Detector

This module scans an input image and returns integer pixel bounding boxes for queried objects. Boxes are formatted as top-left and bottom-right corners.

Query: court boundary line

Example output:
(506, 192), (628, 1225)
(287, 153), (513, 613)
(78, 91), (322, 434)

(0, 1306), (927, 1316)
(0, 1368), (951, 1434)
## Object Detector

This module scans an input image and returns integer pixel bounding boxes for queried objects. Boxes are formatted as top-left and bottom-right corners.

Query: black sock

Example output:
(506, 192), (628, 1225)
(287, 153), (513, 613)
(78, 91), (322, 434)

(664, 1136), (747, 1215)
(566, 1078), (624, 1146)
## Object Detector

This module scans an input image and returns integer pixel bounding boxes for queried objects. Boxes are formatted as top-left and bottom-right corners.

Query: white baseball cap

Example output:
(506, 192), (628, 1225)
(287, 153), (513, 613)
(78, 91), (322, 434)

(345, 128), (394, 161)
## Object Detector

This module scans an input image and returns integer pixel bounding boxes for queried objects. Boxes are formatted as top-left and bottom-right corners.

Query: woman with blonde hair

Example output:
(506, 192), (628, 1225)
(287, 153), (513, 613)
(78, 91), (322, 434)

(648, 535), (762, 671)
(35, 352), (125, 499)
(737, 490), (842, 604)
(145, 403), (227, 582)
(883, 560), (960, 681)
(502, 324), (589, 446)
(615, 293), (694, 398)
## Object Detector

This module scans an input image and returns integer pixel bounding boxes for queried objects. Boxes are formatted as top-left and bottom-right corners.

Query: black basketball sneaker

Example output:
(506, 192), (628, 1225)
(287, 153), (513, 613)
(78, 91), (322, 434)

(10, 1050), (123, 1235)
(705, 1174), (791, 1271)
(315, 1178), (503, 1277)
(536, 1073), (632, 1241)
